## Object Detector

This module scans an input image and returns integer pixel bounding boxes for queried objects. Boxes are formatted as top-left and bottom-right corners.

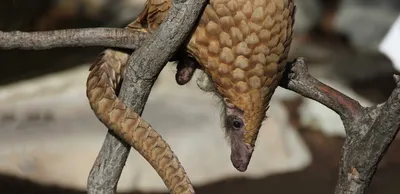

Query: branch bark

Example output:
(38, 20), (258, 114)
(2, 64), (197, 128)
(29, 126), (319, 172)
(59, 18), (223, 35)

(280, 58), (364, 122)
(86, 0), (208, 193)
(0, 28), (148, 50)
(280, 57), (400, 194)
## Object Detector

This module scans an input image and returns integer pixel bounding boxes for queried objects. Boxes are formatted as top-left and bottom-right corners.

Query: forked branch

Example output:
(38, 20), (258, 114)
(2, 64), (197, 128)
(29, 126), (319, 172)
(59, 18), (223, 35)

(280, 57), (400, 194)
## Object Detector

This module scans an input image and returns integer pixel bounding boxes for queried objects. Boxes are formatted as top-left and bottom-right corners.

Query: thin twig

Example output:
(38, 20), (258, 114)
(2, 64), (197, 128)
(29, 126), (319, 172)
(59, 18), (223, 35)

(87, 0), (208, 193)
(280, 57), (400, 194)
(0, 28), (148, 50)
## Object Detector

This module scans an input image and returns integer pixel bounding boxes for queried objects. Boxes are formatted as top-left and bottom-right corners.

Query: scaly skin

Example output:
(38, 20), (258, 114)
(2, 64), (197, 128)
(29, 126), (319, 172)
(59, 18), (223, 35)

(86, 0), (295, 193)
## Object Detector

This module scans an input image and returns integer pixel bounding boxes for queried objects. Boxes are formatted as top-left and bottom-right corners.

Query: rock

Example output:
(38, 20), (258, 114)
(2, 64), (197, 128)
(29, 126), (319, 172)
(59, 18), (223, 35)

(0, 64), (311, 193)
(333, 0), (400, 53)
(0, 0), (147, 86)
(104, 0), (147, 26)
(292, 0), (322, 34)
(379, 14), (400, 73)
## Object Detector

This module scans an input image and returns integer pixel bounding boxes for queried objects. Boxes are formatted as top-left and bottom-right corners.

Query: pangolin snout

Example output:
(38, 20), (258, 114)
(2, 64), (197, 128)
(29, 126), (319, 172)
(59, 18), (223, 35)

(230, 142), (254, 172)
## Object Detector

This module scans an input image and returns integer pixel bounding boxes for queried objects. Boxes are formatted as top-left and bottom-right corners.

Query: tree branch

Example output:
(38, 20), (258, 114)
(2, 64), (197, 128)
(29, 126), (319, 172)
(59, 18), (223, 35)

(0, 28), (148, 50)
(87, 0), (208, 193)
(280, 57), (364, 123)
(280, 57), (400, 194)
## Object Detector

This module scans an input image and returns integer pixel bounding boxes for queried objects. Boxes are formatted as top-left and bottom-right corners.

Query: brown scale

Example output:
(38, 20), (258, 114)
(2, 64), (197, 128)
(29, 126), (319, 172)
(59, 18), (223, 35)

(86, 0), (295, 193)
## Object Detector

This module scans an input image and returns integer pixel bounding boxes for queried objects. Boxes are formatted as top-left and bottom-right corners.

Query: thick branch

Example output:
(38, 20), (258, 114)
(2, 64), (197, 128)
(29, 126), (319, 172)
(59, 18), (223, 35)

(333, 76), (400, 194)
(87, 0), (208, 193)
(0, 28), (148, 50)
(280, 57), (400, 194)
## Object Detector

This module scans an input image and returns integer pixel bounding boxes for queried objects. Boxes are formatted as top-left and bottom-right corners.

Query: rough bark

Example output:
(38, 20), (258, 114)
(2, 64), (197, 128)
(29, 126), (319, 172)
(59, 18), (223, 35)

(280, 57), (400, 194)
(0, 28), (148, 50)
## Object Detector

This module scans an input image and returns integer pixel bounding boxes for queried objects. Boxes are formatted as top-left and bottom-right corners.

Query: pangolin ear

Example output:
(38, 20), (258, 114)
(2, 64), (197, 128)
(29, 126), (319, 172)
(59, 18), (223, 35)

(223, 98), (235, 109)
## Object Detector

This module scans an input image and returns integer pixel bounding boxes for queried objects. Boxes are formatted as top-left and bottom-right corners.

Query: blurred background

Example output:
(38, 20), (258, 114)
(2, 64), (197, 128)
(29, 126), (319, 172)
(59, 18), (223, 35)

(0, 0), (399, 193)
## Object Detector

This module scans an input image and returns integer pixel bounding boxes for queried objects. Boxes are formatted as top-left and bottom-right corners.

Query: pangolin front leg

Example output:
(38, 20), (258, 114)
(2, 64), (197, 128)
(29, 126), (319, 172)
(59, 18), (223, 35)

(175, 55), (200, 85)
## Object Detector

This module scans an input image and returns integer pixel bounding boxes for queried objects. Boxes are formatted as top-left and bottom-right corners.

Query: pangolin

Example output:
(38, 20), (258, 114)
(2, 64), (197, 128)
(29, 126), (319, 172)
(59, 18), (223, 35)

(86, 0), (295, 193)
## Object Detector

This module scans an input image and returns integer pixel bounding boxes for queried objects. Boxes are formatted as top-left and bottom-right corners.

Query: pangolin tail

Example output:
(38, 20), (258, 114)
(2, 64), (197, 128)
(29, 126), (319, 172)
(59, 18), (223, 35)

(86, 49), (194, 194)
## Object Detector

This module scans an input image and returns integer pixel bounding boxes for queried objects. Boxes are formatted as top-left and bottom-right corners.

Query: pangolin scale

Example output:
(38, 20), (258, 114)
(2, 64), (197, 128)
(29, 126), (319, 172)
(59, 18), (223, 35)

(86, 0), (295, 193)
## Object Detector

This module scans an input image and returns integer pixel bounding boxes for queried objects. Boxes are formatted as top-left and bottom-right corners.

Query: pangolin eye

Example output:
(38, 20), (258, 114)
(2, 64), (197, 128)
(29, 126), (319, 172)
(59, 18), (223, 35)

(232, 117), (244, 129)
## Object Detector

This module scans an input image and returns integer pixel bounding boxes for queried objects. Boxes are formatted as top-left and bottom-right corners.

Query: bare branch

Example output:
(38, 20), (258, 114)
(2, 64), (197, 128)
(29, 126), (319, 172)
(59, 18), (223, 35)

(0, 28), (148, 50)
(280, 57), (364, 122)
(87, 0), (208, 193)
(280, 57), (400, 194)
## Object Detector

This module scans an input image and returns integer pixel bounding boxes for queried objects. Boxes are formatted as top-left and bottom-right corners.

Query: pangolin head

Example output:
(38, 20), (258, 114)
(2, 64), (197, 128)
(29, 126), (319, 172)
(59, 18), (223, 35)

(192, 64), (282, 172)
(215, 73), (280, 172)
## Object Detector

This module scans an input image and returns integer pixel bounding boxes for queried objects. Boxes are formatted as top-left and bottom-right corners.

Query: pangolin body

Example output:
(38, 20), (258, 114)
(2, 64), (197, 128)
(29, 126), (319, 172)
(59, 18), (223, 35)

(86, 0), (295, 193)
(186, 0), (295, 171)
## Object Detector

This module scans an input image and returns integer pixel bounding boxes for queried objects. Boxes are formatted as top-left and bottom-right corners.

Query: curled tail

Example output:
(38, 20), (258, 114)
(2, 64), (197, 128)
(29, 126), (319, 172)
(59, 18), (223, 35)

(86, 49), (194, 194)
